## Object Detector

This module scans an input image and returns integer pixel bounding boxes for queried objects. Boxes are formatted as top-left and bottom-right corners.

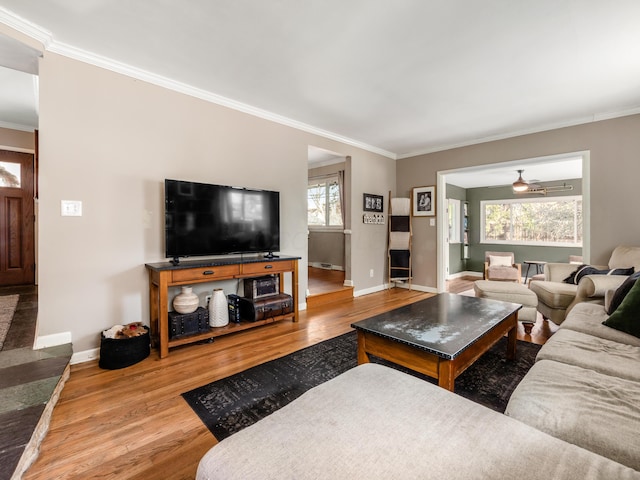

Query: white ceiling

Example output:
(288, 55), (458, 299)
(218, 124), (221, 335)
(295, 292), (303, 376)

(445, 156), (583, 189)
(1, 1), (640, 163)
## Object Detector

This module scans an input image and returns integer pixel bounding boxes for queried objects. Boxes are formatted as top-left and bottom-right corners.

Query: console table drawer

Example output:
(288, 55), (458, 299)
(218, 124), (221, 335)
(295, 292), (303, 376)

(242, 260), (294, 275)
(171, 264), (240, 283)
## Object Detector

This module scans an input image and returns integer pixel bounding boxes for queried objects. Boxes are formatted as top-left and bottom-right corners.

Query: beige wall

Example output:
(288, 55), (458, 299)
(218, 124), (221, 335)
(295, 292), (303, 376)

(397, 114), (640, 289)
(0, 127), (35, 151)
(37, 52), (394, 354)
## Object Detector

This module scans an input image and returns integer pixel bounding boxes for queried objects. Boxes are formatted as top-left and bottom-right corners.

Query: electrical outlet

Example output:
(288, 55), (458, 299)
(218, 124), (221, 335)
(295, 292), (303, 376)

(205, 295), (211, 306)
(369, 269), (374, 278)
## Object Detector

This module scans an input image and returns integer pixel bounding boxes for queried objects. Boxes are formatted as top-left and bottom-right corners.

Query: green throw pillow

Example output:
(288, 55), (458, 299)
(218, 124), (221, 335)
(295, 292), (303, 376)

(603, 276), (640, 338)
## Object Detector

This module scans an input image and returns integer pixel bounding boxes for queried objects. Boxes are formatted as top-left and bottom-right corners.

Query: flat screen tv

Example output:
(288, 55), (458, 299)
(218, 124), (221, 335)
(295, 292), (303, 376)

(165, 179), (280, 263)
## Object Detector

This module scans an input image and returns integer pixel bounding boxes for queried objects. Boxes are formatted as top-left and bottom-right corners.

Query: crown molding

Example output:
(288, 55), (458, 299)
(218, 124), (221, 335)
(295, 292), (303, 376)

(46, 41), (396, 160)
(397, 106), (640, 159)
(1, 7), (396, 159)
(0, 7), (52, 49)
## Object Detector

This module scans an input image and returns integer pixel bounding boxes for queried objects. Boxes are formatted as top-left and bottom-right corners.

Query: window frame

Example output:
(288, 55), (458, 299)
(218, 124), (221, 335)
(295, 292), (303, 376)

(480, 195), (582, 247)
(307, 175), (343, 231)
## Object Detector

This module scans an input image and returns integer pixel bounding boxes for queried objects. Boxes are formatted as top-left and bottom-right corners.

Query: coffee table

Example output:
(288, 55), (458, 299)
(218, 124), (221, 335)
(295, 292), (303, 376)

(351, 293), (520, 391)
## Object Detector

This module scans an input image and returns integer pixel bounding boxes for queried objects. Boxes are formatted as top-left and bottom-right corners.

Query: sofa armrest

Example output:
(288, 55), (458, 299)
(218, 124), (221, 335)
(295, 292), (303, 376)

(565, 274), (628, 315)
(577, 274), (628, 299)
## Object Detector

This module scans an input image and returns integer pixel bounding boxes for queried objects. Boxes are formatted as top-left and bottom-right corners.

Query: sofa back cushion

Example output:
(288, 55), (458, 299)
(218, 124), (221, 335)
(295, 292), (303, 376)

(608, 245), (640, 270)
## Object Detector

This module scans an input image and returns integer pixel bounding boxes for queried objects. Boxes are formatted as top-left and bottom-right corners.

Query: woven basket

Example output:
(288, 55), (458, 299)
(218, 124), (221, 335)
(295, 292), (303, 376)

(99, 328), (150, 369)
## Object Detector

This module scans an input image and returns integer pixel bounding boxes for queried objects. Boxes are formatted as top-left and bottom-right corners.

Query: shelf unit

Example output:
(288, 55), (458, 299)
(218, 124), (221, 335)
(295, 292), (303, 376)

(145, 255), (299, 358)
(388, 194), (412, 288)
(463, 201), (470, 261)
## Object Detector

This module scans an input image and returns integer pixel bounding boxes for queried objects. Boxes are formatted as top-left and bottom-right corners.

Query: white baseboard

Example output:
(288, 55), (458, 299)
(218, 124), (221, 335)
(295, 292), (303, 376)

(393, 282), (438, 293)
(353, 284), (386, 297)
(447, 271), (482, 280)
(71, 348), (100, 365)
(343, 279), (354, 287)
(34, 332), (72, 350)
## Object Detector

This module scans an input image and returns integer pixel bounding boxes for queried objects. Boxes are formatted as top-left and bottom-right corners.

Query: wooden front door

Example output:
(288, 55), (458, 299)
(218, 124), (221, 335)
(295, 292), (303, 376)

(0, 150), (35, 286)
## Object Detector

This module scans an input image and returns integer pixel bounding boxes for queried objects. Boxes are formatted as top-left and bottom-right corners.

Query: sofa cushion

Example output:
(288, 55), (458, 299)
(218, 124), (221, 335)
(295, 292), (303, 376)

(563, 265), (634, 285)
(530, 281), (577, 309)
(506, 359), (640, 471)
(609, 245), (640, 271)
(197, 363), (640, 480)
(560, 303), (640, 347)
(603, 276), (640, 338)
(537, 328), (640, 382)
(489, 254), (512, 267)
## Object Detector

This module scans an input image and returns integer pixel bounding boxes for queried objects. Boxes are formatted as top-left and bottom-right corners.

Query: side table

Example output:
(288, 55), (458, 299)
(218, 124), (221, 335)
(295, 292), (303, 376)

(523, 260), (546, 284)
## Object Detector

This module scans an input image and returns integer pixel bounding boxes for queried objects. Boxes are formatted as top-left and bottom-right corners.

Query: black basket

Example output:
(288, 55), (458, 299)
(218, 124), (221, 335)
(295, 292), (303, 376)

(99, 328), (150, 369)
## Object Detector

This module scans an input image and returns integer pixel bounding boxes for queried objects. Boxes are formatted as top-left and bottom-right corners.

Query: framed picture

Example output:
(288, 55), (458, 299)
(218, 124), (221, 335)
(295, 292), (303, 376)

(363, 193), (383, 212)
(412, 186), (435, 216)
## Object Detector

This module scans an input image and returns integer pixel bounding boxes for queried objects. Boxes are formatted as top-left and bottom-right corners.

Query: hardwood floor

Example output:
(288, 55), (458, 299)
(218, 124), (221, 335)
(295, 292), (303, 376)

(23, 288), (431, 480)
(306, 267), (353, 308)
(24, 283), (554, 479)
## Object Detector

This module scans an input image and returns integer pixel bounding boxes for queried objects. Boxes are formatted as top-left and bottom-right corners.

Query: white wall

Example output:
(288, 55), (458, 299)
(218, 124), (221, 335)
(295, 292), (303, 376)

(37, 52), (394, 355)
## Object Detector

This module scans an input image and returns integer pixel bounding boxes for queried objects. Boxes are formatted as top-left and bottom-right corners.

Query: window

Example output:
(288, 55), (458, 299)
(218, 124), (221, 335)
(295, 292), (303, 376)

(481, 196), (582, 246)
(308, 176), (342, 228)
(0, 161), (21, 188)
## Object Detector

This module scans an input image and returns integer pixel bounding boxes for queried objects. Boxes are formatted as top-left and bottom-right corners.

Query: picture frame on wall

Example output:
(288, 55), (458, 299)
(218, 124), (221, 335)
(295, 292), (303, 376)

(363, 193), (384, 212)
(412, 186), (436, 216)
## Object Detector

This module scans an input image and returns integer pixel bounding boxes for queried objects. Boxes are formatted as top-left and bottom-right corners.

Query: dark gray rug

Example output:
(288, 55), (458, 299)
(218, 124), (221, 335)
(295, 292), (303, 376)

(182, 331), (541, 440)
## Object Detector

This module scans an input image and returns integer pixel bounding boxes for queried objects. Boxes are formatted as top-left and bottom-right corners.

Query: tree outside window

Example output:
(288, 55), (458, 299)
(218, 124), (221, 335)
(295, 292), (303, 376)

(308, 177), (342, 227)
(481, 196), (582, 246)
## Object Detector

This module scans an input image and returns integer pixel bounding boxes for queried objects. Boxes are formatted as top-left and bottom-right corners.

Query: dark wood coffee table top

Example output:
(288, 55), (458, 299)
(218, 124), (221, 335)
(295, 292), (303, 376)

(351, 293), (521, 360)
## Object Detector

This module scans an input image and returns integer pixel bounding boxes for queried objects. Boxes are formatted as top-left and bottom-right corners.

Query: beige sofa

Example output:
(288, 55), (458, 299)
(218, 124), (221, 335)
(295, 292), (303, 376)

(530, 245), (640, 324)
(197, 361), (640, 479)
(506, 300), (640, 471)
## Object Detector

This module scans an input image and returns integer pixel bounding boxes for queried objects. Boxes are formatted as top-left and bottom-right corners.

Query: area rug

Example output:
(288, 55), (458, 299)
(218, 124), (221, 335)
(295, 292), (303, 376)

(0, 294), (19, 351)
(183, 331), (541, 440)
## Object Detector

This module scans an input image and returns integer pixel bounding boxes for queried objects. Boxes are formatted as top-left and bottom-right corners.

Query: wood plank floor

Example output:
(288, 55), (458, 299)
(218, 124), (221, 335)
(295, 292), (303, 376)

(23, 288), (432, 480)
(23, 282), (554, 479)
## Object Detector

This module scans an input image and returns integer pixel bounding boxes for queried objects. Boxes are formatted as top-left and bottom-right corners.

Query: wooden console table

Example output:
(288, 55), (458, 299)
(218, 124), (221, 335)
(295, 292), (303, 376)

(145, 255), (300, 358)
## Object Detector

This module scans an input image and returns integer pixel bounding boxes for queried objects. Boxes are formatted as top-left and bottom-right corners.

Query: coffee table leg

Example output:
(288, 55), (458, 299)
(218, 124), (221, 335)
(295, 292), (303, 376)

(438, 361), (455, 392)
(356, 331), (370, 364)
(506, 313), (517, 361)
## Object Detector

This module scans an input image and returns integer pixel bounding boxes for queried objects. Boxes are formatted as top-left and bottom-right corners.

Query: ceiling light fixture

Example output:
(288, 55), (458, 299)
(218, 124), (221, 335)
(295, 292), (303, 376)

(512, 169), (529, 192)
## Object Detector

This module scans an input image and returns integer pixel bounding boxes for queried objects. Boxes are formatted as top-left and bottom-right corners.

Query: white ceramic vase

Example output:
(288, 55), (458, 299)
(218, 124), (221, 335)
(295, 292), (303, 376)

(209, 288), (229, 327)
(173, 286), (199, 314)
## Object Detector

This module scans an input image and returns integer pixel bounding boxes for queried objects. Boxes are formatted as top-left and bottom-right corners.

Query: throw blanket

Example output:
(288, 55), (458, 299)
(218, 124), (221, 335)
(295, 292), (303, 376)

(564, 265), (634, 285)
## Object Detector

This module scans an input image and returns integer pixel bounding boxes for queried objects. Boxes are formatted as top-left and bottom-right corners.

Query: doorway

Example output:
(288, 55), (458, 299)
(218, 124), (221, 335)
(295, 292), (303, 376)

(307, 146), (353, 307)
(0, 149), (35, 286)
(436, 152), (589, 293)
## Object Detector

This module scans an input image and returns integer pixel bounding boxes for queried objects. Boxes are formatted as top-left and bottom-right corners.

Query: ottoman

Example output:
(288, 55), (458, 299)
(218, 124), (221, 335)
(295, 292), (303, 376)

(474, 280), (538, 333)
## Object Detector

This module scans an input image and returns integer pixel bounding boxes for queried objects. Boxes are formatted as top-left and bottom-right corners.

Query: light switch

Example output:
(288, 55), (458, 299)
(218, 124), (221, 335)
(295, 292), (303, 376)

(61, 200), (82, 216)
(429, 218), (435, 227)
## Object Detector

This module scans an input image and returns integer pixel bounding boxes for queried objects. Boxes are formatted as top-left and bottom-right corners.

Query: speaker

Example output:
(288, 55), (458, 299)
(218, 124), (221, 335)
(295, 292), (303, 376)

(227, 294), (242, 323)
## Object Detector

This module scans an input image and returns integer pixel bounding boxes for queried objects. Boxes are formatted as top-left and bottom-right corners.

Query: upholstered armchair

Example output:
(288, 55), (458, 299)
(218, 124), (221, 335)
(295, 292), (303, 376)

(530, 246), (640, 325)
(484, 251), (522, 283)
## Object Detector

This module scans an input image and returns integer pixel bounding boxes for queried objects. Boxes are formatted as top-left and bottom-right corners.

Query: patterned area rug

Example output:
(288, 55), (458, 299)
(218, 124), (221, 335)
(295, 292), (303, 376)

(183, 331), (541, 440)
(0, 294), (19, 351)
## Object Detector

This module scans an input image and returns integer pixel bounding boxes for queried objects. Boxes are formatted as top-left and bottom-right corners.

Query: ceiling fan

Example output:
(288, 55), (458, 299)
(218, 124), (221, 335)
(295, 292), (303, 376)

(512, 169), (572, 195)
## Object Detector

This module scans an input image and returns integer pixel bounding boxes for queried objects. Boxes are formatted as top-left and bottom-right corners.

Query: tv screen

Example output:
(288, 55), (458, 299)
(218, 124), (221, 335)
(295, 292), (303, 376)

(165, 179), (280, 261)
